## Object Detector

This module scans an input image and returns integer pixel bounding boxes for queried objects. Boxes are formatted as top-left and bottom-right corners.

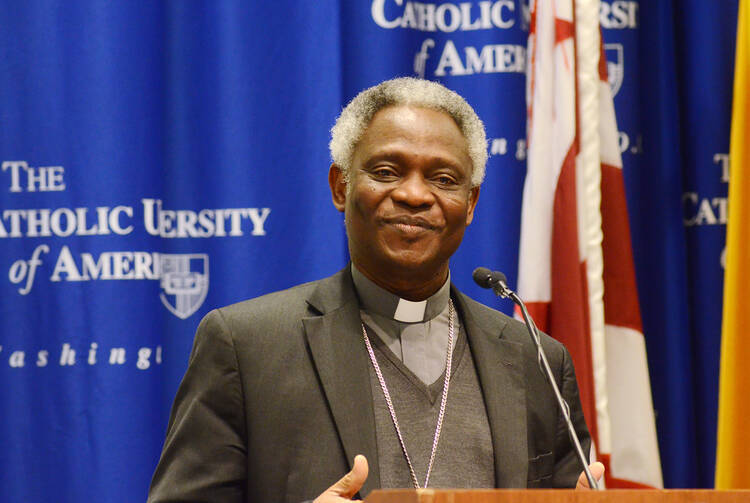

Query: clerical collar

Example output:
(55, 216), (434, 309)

(351, 264), (451, 323)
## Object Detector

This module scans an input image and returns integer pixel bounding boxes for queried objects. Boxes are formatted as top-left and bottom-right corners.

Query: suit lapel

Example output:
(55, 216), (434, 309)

(302, 269), (381, 496)
(454, 290), (529, 488)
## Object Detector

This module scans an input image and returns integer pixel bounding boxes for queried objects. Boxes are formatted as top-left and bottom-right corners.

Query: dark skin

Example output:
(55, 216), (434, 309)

(329, 105), (479, 301)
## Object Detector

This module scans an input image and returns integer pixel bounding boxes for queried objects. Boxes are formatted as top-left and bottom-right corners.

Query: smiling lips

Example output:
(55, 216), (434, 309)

(382, 216), (440, 235)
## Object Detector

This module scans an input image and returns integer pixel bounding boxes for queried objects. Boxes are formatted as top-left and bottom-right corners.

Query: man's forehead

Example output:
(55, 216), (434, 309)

(366, 104), (460, 129)
(359, 105), (464, 146)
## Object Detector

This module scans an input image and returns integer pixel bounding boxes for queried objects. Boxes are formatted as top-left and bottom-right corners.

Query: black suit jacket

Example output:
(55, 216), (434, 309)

(148, 268), (590, 502)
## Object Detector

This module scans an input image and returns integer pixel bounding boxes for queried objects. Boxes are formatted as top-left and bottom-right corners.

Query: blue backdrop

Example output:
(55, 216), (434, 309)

(0, 1), (738, 500)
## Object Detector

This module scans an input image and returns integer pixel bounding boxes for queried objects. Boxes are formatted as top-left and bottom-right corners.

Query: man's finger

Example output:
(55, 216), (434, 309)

(325, 455), (369, 499)
(576, 461), (605, 490)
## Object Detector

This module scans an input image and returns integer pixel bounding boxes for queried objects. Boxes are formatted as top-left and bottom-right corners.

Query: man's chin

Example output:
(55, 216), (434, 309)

(380, 250), (445, 275)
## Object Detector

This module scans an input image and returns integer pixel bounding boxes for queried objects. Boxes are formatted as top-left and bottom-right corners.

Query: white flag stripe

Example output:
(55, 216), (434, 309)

(518, 0), (575, 302)
(605, 324), (664, 487)
(599, 79), (623, 168)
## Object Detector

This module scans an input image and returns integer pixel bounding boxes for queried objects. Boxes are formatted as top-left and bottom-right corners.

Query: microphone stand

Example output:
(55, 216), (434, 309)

(486, 277), (600, 490)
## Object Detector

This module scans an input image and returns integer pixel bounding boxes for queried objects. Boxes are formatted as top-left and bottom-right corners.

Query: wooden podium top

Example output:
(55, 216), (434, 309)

(364, 489), (750, 503)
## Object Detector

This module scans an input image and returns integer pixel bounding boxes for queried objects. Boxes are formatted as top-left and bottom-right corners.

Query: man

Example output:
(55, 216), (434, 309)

(148, 78), (603, 503)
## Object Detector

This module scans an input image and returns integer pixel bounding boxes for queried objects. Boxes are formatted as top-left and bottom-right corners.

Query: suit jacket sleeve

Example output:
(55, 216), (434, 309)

(552, 344), (591, 488)
(148, 309), (247, 502)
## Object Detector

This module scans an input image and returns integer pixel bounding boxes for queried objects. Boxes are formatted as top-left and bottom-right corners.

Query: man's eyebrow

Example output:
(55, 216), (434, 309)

(362, 153), (404, 166)
(363, 152), (466, 171)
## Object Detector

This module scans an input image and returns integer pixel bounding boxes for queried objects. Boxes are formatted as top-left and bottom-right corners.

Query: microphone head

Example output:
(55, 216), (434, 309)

(490, 270), (508, 286)
(472, 267), (494, 289)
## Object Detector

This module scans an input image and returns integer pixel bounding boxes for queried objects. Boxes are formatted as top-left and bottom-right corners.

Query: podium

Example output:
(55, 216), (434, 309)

(365, 489), (750, 502)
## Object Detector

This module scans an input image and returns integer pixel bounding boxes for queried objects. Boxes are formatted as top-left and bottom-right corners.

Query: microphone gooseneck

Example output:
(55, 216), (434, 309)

(472, 267), (600, 490)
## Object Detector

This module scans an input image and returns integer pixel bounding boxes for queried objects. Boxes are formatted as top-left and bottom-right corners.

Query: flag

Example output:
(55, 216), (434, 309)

(715, 0), (750, 489)
(519, 0), (662, 487)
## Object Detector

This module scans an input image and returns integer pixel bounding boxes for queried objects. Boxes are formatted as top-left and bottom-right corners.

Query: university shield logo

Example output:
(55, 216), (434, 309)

(604, 43), (624, 98)
(159, 254), (209, 319)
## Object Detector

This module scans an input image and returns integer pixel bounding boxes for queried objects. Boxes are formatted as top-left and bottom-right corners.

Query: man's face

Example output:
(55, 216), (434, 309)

(330, 105), (479, 291)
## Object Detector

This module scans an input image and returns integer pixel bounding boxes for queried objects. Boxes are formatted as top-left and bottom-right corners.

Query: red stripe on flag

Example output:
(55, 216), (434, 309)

(601, 163), (643, 333)
(550, 142), (599, 444)
(522, 302), (550, 333)
(555, 18), (575, 44)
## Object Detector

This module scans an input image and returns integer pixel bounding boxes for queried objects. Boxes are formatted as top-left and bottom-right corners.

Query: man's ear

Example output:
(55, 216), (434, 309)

(329, 164), (347, 212)
(465, 186), (480, 225)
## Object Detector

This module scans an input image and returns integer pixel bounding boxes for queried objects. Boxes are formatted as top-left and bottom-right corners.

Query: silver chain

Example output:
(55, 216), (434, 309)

(361, 299), (455, 489)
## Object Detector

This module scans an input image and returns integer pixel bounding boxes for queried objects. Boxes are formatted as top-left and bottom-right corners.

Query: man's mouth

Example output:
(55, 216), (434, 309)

(382, 216), (439, 234)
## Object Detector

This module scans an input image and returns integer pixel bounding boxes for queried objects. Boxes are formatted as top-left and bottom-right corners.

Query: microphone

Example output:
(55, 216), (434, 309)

(472, 267), (600, 490)
(472, 267), (511, 297)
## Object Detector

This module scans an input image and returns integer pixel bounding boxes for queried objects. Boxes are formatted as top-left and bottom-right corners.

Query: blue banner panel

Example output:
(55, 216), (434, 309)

(601, 0), (739, 488)
(673, 0), (737, 487)
(0, 2), (346, 501)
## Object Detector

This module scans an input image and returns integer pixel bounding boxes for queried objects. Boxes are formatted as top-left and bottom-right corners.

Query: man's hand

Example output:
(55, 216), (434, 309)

(575, 462), (605, 490)
(314, 455), (369, 502)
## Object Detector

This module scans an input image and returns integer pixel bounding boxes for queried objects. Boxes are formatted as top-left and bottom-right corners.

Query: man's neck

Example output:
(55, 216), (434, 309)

(351, 264), (450, 322)
(351, 261), (449, 301)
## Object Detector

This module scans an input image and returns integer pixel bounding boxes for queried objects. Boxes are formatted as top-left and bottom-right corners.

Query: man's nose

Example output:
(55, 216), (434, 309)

(390, 173), (436, 208)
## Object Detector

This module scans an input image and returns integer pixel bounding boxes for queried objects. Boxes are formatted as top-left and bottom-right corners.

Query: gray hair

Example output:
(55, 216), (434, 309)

(329, 77), (487, 187)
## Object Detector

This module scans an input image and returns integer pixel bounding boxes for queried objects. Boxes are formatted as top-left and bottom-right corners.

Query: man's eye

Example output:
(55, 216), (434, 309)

(434, 175), (457, 185)
(372, 168), (397, 178)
